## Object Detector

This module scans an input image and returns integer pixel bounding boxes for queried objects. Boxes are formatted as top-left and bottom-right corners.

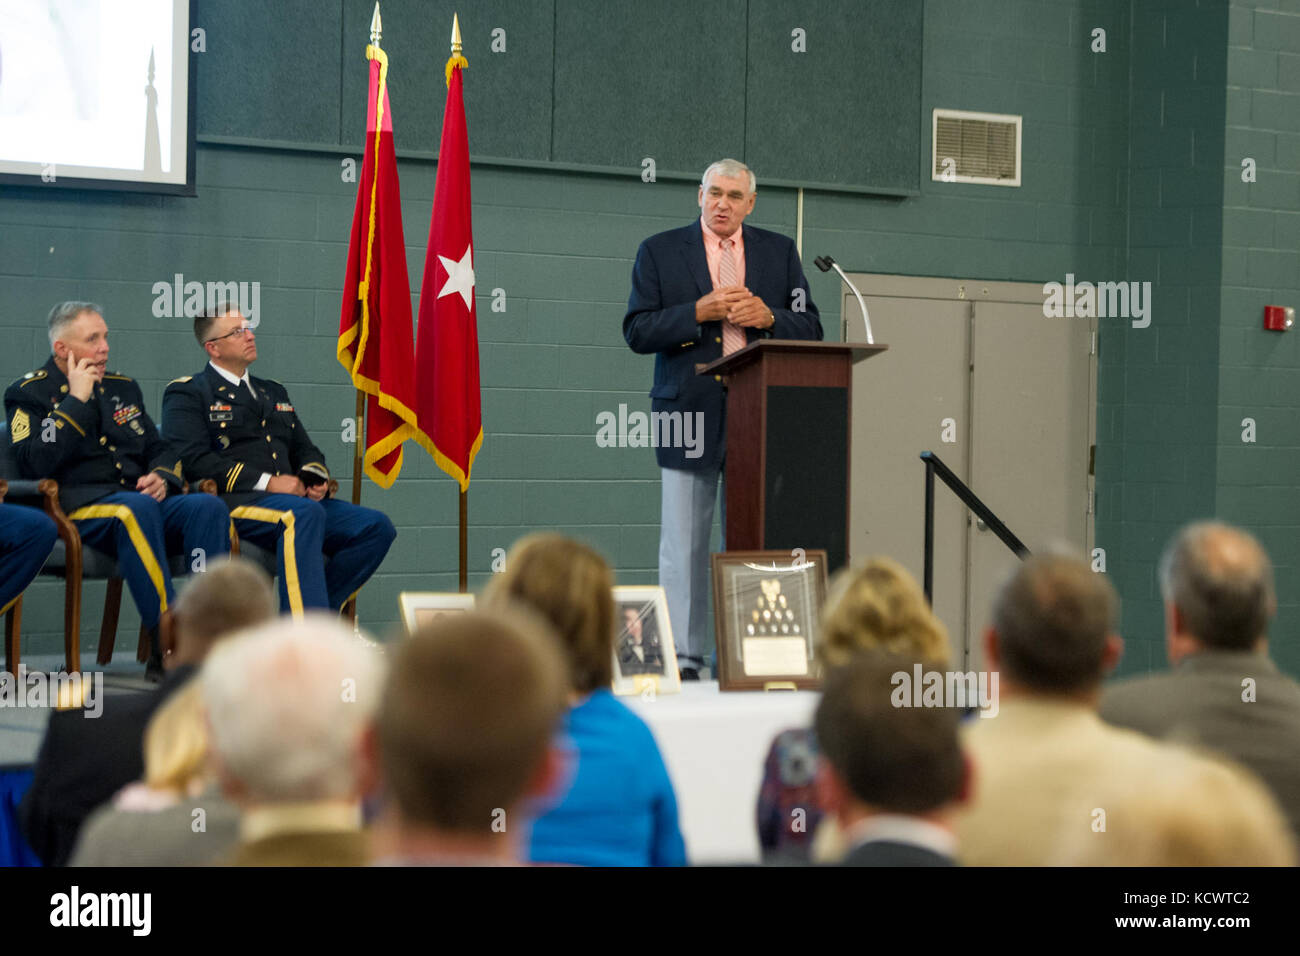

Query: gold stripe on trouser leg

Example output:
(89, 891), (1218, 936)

(68, 504), (169, 615)
(229, 506), (304, 619)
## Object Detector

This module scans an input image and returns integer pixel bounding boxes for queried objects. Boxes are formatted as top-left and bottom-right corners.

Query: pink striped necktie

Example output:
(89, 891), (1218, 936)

(719, 238), (746, 356)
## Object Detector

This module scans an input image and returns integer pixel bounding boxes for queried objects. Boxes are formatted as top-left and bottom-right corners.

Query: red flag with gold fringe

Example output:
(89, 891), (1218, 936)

(411, 46), (482, 491)
(337, 40), (418, 488)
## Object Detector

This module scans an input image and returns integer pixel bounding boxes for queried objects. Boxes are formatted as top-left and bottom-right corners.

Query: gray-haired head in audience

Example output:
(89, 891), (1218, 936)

(1158, 521), (1274, 660)
(201, 615), (384, 807)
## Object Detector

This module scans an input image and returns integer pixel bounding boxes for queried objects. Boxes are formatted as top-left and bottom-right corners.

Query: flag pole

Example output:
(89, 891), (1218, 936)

(342, 2), (384, 625)
(450, 11), (469, 595)
(459, 488), (467, 593)
(351, 391), (366, 507)
(352, 0), (382, 515)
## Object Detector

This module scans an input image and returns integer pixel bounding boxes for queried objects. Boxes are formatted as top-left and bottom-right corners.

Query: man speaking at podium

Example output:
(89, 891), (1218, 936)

(623, 158), (822, 679)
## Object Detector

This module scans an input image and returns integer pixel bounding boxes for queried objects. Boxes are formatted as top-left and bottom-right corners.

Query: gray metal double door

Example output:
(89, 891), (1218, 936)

(843, 274), (1096, 672)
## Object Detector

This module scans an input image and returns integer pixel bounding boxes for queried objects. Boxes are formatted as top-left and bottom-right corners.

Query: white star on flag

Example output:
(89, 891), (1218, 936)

(437, 244), (475, 310)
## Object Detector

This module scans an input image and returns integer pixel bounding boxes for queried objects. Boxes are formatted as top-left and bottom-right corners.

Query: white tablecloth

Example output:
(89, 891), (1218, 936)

(625, 683), (820, 864)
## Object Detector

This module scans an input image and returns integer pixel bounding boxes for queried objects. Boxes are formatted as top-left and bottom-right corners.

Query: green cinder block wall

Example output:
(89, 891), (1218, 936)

(1215, 1), (1300, 676)
(2, 0), (1297, 680)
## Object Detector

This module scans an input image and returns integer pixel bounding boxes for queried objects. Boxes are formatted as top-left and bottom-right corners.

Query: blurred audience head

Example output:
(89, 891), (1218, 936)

(483, 532), (615, 695)
(200, 615), (384, 807)
(814, 651), (967, 824)
(366, 607), (568, 863)
(1056, 750), (1296, 866)
(167, 557), (276, 666)
(141, 682), (210, 797)
(988, 551), (1120, 697)
(1159, 521), (1275, 662)
(819, 557), (950, 669)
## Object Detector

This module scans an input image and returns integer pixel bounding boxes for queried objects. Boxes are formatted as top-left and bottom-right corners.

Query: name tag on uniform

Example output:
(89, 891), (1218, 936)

(275, 403), (294, 413)
(209, 403), (233, 422)
(112, 404), (142, 426)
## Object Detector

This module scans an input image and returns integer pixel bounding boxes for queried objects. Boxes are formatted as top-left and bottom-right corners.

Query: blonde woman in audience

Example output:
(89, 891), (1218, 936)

(819, 557), (952, 669)
(757, 557), (951, 864)
(1053, 749), (1296, 866)
(483, 533), (686, 866)
(69, 682), (240, 866)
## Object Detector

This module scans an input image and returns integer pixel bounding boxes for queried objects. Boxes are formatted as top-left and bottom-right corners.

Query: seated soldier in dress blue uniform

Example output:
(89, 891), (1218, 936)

(3, 302), (232, 679)
(0, 502), (58, 624)
(161, 301), (396, 617)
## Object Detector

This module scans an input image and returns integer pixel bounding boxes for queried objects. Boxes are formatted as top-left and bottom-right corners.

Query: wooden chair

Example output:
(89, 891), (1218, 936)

(0, 421), (219, 675)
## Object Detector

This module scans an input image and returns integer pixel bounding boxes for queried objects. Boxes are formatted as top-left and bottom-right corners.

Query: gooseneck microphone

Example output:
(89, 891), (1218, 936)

(814, 255), (874, 345)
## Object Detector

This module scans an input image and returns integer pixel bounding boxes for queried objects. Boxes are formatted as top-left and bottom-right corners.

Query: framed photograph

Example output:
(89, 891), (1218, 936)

(399, 592), (476, 635)
(611, 586), (681, 697)
(711, 550), (829, 691)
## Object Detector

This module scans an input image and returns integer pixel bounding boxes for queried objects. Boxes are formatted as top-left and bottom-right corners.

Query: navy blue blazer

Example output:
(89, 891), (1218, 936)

(623, 221), (822, 471)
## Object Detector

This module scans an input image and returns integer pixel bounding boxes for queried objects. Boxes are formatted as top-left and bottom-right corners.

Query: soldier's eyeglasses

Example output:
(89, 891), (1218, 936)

(206, 325), (255, 343)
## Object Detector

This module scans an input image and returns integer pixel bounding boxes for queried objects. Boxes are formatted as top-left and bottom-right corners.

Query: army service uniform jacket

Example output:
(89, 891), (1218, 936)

(161, 364), (329, 509)
(4, 357), (185, 513)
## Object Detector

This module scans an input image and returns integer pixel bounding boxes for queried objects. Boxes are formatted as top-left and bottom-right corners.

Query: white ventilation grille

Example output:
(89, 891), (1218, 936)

(932, 109), (1022, 187)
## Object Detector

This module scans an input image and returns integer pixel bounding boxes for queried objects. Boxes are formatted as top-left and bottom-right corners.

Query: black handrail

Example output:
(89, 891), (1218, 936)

(920, 451), (1030, 603)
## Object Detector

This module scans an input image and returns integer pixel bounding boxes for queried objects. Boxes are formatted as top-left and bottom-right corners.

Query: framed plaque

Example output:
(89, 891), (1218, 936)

(398, 592), (476, 635)
(711, 550), (828, 691)
(611, 586), (681, 697)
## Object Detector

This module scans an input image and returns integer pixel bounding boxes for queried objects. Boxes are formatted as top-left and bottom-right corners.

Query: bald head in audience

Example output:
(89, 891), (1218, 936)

(1100, 522), (1300, 849)
(1159, 521), (1275, 663)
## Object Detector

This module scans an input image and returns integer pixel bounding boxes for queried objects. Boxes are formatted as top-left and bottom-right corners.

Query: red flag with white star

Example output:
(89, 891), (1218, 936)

(412, 54), (482, 490)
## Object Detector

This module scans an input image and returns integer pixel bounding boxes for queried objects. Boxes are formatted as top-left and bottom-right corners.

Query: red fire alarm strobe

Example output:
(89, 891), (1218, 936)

(1264, 305), (1294, 332)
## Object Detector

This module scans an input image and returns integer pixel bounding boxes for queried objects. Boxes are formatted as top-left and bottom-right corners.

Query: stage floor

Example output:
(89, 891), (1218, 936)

(0, 655), (154, 767)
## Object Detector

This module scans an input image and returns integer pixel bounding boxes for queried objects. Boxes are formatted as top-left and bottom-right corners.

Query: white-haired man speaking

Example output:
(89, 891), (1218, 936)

(622, 159), (822, 679)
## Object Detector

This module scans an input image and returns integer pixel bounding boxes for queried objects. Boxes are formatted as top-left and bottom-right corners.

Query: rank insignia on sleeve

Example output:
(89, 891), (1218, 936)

(11, 408), (30, 442)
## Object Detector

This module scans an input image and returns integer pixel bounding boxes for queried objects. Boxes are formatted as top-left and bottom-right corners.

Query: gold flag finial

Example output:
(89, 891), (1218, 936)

(370, 2), (382, 46)
(445, 13), (467, 86)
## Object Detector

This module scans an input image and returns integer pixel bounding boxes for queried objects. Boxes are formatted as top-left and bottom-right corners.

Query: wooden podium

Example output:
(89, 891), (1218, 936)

(700, 340), (887, 573)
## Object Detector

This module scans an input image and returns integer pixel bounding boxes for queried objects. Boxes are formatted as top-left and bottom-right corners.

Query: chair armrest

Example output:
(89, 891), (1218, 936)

(37, 479), (66, 518)
(179, 478), (218, 495)
(0, 478), (6, 501)
(28, 479), (81, 550)
(1, 478), (45, 500)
